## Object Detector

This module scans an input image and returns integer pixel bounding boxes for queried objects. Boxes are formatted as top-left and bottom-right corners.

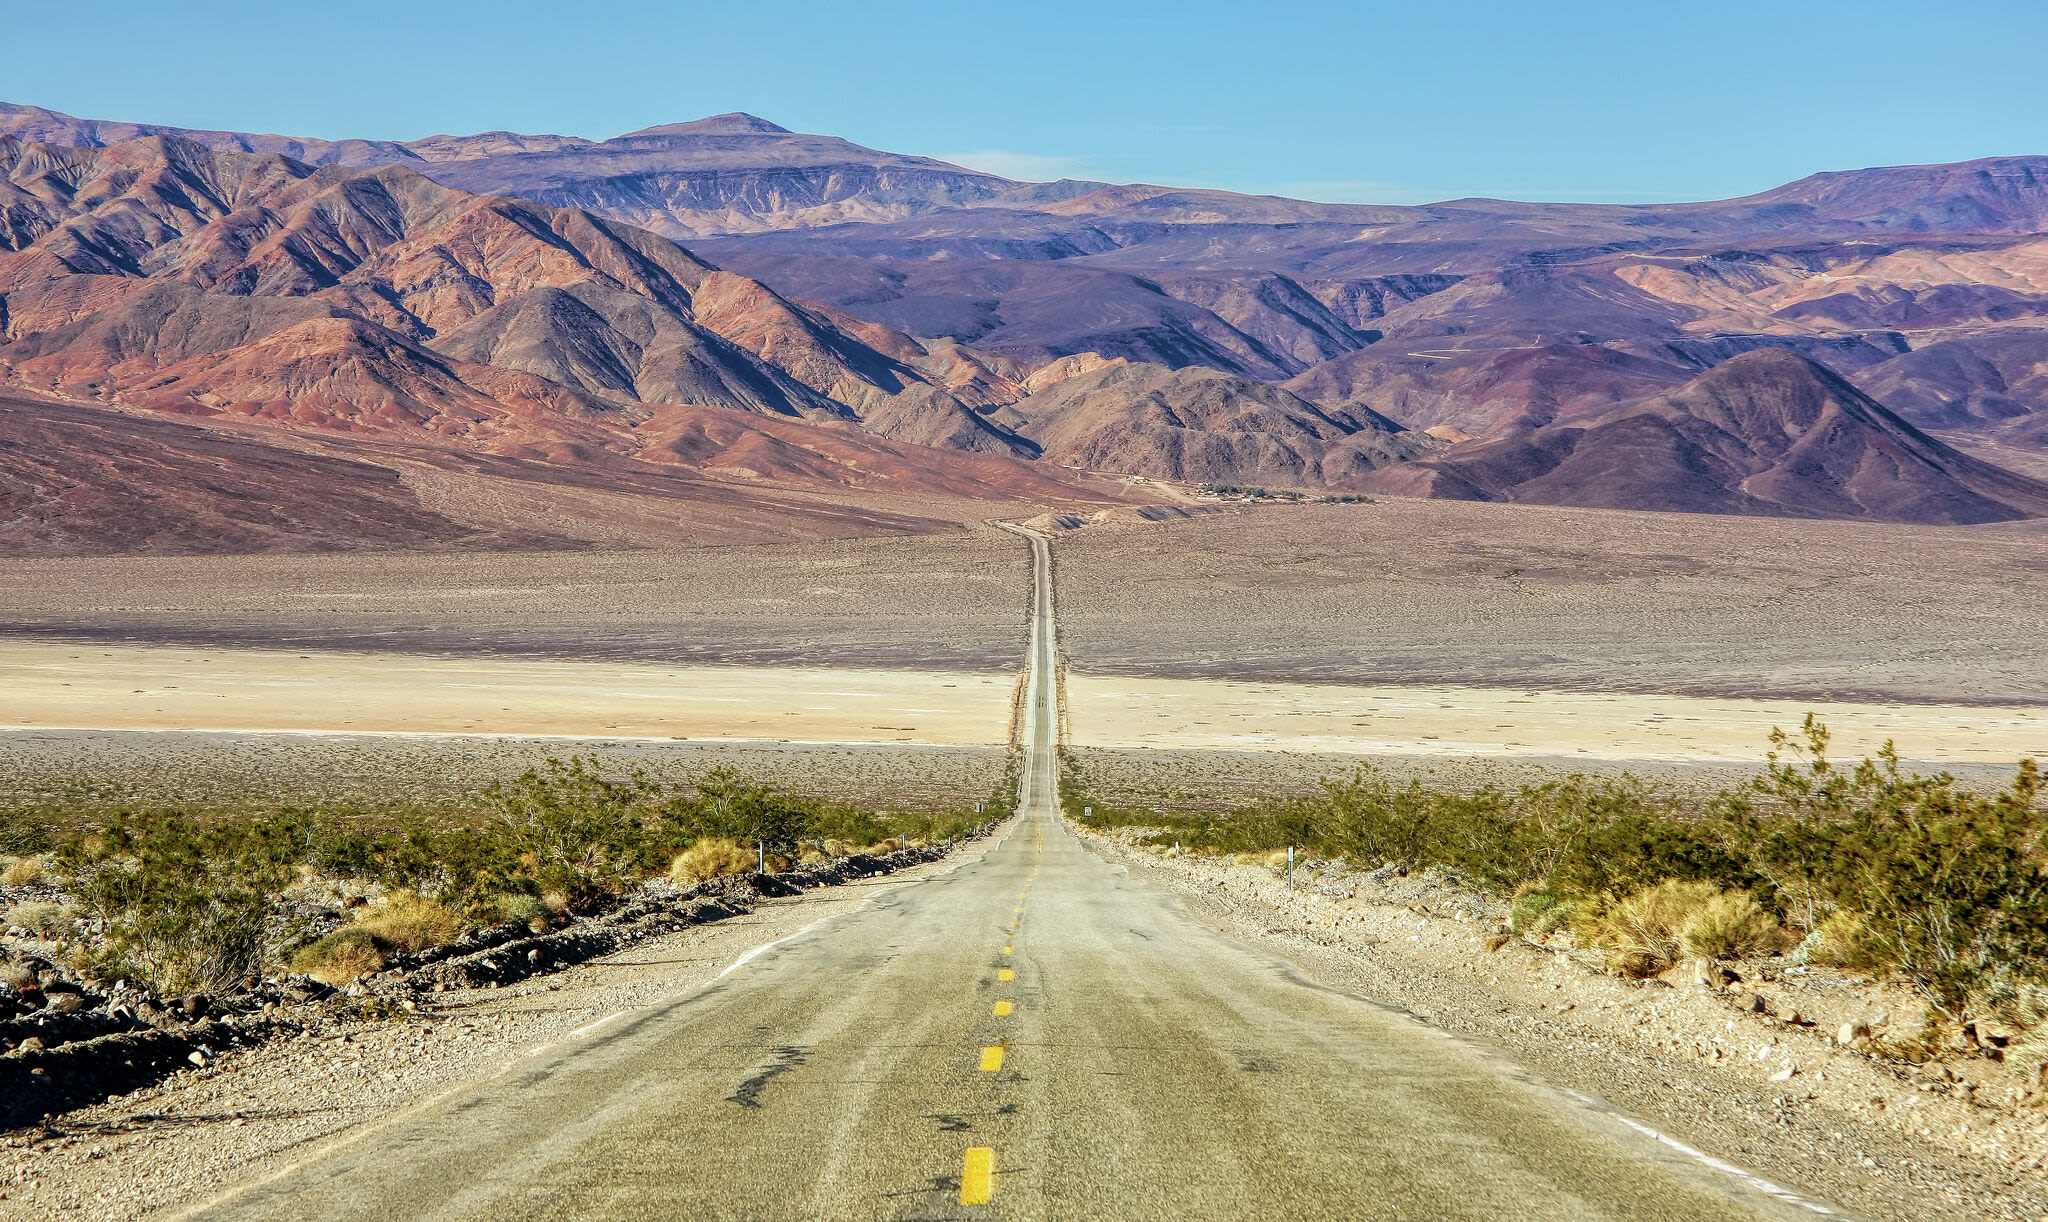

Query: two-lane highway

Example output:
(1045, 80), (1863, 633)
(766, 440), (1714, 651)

(190, 526), (1835, 1220)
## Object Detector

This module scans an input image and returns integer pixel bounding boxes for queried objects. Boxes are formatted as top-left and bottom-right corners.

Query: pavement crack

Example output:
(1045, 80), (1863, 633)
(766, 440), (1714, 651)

(724, 1044), (810, 1108)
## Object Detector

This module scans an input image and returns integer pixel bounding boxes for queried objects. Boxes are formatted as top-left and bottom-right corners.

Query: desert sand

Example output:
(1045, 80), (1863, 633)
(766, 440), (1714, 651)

(1065, 672), (2048, 764)
(0, 639), (1013, 745)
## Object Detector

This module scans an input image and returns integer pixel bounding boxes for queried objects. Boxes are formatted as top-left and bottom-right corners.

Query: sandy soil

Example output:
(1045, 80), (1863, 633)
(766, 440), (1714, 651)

(0, 640), (1013, 746)
(1065, 673), (2048, 765)
(1050, 499), (2048, 704)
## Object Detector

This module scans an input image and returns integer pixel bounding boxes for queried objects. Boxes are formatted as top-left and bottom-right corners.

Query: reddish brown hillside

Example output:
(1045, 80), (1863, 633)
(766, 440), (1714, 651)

(1362, 350), (2048, 524)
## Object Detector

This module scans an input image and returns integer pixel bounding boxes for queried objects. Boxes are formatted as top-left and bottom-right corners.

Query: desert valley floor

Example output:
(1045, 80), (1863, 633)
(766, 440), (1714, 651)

(2, 498), (2043, 807)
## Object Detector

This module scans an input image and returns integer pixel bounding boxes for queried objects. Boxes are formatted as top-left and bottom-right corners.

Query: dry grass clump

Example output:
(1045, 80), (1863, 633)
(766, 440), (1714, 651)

(292, 927), (385, 986)
(355, 893), (464, 954)
(671, 838), (754, 884)
(1580, 881), (1783, 976)
(290, 893), (466, 986)
(1, 855), (45, 886)
(1680, 890), (1783, 960)
(1797, 910), (1886, 972)
(3, 900), (70, 938)
(1229, 849), (1292, 869)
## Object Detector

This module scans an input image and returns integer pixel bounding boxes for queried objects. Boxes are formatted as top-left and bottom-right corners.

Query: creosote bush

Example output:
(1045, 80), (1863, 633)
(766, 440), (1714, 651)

(21, 759), (983, 1001)
(1066, 717), (2047, 1032)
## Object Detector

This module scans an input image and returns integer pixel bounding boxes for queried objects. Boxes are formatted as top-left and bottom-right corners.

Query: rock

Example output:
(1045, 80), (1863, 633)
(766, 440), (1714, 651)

(1838, 1021), (1873, 1046)
(18, 1036), (43, 1052)
(179, 994), (210, 1019)
(1770, 1065), (1798, 1082)
(1686, 958), (1734, 990)
(43, 992), (85, 1013)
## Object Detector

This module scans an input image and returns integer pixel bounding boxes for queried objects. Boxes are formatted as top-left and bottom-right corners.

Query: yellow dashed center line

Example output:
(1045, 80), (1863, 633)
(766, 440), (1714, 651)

(998, 967), (1014, 981)
(979, 1044), (1007, 1072)
(1002, 946), (1013, 955)
(993, 1000), (1013, 1017)
(961, 1147), (995, 1206)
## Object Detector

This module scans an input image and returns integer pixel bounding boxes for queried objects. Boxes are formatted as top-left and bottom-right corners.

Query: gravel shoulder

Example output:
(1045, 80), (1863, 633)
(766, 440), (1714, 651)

(1076, 826), (2048, 1222)
(0, 833), (1007, 1219)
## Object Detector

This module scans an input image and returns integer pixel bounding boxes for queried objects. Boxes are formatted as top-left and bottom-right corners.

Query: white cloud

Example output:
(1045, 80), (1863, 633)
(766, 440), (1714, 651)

(932, 149), (1088, 182)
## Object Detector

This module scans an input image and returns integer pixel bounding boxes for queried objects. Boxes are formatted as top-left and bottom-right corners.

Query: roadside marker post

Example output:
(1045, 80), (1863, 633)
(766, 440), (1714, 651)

(1287, 845), (1295, 888)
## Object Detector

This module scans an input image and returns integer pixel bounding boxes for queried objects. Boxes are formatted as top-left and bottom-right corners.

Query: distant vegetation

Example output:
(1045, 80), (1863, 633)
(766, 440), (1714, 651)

(1066, 718), (2047, 1037)
(3, 760), (1002, 997)
(1200, 483), (1304, 501)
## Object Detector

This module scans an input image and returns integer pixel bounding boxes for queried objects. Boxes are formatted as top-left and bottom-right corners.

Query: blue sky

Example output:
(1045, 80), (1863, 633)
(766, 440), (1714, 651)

(11, 0), (2046, 204)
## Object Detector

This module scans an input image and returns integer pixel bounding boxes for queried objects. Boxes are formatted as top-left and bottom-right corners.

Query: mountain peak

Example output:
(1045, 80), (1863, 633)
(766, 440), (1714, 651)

(618, 113), (792, 139)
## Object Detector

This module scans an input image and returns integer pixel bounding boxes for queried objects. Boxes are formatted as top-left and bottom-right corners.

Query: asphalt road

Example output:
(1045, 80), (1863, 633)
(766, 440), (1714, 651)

(190, 527), (1836, 1221)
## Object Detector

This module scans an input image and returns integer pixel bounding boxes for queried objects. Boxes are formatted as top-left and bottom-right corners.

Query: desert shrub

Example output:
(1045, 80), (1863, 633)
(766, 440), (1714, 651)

(3, 900), (70, 938)
(292, 926), (385, 985)
(115, 885), (270, 995)
(671, 838), (755, 884)
(1, 855), (45, 886)
(1795, 910), (1887, 972)
(1679, 890), (1783, 960)
(354, 893), (464, 955)
(1508, 887), (1577, 939)
(486, 759), (662, 902)
(497, 892), (552, 928)
(1577, 880), (1720, 977)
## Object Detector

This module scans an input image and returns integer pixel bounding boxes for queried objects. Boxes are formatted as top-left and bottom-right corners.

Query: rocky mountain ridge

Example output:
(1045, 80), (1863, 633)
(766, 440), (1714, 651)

(7, 100), (2048, 534)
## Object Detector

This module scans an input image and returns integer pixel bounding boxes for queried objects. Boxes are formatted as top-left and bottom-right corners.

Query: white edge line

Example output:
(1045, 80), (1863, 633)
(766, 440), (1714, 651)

(718, 926), (812, 977)
(567, 1011), (629, 1038)
(1564, 1089), (1836, 1215)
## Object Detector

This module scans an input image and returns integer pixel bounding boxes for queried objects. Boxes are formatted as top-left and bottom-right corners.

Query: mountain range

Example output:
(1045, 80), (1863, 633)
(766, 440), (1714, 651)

(5, 99), (2048, 551)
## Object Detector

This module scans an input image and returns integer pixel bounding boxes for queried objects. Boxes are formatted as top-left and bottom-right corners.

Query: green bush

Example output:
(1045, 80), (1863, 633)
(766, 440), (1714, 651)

(1067, 718), (2046, 1032)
